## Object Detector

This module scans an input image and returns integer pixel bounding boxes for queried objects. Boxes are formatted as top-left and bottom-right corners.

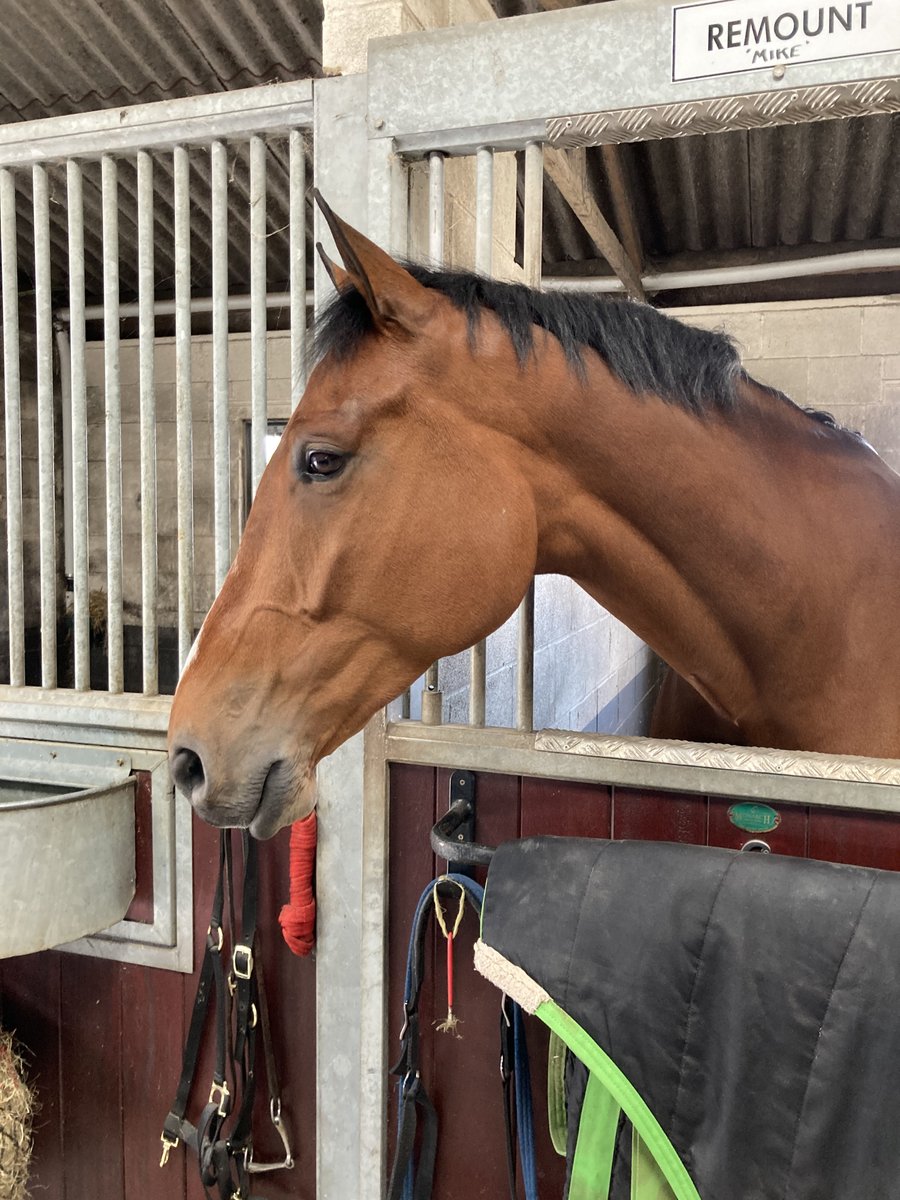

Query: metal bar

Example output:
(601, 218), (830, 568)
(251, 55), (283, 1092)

(32, 164), (56, 687)
(137, 150), (158, 695)
(211, 140), (231, 591)
(469, 147), (494, 727)
(66, 161), (90, 691)
(543, 246), (900, 294)
(289, 129), (307, 403)
(1, 170), (23, 686)
(250, 135), (268, 496)
(420, 150), (447, 727)
(0, 80), (313, 168)
(58, 289), (315, 324)
(514, 141), (543, 731)
(173, 145), (194, 668)
(102, 155), (124, 693)
(428, 150), (445, 264)
(384, 723), (900, 815)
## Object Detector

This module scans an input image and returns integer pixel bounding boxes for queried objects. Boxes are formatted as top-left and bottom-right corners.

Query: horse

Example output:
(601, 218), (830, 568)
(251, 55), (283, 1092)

(168, 193), (900, 838)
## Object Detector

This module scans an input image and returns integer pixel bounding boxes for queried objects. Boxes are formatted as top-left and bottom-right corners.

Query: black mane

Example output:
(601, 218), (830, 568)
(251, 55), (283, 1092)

(312, 265), (848, 433)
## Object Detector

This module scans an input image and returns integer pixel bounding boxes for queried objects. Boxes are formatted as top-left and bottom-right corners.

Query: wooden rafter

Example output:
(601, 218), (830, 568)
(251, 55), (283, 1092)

(543, 145), (645, 300)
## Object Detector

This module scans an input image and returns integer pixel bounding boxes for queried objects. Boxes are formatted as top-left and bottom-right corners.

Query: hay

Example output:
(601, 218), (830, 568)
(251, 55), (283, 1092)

(0, 1033), (33, 1200)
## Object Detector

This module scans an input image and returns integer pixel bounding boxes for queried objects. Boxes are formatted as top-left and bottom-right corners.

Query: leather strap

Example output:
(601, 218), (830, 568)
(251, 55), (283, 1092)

(160, 829), (293, 1197)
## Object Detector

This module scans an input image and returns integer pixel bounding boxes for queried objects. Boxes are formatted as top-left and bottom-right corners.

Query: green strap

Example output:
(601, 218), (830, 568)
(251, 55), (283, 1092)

(547, 1031), (568, 1157)
(569, 1070), (621, 1200)
(632, 1126), (678, 1200)
(535, 999), (701, 1200)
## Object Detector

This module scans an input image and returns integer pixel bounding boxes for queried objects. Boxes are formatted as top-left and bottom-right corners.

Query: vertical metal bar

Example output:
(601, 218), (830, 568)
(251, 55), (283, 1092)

(469, 147), (494, 727)
(66, 160), (89, 690)
(1, 169), (24, 686)
(102, 155), (124, 693)
(211, 140), (230, 591)
(33, 164), (56, 686)
(289, 129), (307, 404)
(515, 141), (543, 731)
(250, 135), (267, 495)
(173, 144), (193, 668)
(137, 150), (158, 695)
(421, 149), (446, 726)
(428, 150), (445, 264)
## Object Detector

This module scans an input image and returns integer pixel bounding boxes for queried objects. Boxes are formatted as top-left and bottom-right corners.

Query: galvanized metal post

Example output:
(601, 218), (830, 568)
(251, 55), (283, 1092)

(1, 170), (23, 687)
(289, 129), (307, 403)
(174, 145), (194, 670)
(137, 150), (159, 695)
(250, 135), (268, 496)
(66, 160), (90, 692)
(32, 164), (56, 687)
(102, 155), (124, 693)
(469, 146), (494, 727)
(515, 141), (543, 731)
(211, 139), (231, 591)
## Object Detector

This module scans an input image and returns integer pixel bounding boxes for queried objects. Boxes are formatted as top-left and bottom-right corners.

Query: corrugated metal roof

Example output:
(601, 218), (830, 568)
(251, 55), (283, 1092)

(0, 0), (321, 124)
(540, 114), (900, 298)
(0, 0), (895, 307)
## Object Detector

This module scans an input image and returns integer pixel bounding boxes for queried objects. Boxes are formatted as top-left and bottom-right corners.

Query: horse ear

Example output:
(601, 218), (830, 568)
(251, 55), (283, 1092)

(316, 243), (353, 292)
(314, 189), (434, 336)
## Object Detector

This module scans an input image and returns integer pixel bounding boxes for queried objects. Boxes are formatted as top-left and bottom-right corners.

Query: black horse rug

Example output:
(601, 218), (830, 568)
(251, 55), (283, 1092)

(474, 837), (900, 1200)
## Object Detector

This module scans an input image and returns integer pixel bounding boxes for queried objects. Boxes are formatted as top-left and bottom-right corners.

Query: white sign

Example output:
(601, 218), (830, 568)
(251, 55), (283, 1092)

(672, 0), (900, 82)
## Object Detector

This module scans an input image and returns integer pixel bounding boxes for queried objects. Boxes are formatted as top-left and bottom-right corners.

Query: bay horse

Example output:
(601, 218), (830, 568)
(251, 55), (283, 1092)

(168, 194), (900, 838)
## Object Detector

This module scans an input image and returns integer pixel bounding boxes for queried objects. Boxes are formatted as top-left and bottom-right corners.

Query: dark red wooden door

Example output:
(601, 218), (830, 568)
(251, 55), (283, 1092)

(0, 816), (316, 1200)
(387, 766), (900, 1199)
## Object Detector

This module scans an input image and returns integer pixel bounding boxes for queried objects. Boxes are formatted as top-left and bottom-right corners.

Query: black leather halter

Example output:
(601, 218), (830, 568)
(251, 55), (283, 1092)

(160, 830), (294, 1199)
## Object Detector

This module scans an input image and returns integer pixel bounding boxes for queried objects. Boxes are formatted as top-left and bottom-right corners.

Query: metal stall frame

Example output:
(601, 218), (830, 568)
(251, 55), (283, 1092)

(0, 80), (315, 972)
(303, 13), (900, 1199)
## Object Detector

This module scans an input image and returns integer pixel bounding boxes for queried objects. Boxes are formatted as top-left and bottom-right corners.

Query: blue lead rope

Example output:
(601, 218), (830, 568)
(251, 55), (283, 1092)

(388, 874), (538, 1200)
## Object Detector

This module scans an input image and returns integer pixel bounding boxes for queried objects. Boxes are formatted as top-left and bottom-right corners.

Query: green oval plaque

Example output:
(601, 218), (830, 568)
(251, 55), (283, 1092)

(727, 802), (781, 834)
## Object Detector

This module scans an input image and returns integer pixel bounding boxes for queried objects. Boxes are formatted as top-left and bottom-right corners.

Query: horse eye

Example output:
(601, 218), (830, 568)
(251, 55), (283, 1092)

(304, 448), (345, 478)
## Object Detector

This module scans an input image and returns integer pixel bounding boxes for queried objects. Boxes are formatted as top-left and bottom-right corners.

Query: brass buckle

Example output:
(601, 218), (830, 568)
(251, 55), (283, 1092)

(209, 1079), (231, 1117)
(232, 943), (254, 979)
(159, 1133), (179, 1168)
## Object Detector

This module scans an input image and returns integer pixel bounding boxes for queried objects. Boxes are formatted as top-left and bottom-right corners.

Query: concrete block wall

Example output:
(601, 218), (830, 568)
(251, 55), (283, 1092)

(674, 295), (900, 472)
(82, 331), (296, 630)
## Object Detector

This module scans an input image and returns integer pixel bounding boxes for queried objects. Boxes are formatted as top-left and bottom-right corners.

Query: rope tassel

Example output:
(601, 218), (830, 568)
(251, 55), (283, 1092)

(433, 880), (466, 1037)
(279, 812), (317, 956)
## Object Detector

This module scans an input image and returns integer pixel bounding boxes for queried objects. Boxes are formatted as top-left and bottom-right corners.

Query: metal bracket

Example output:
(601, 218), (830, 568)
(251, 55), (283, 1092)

(430, 770), (495, 870)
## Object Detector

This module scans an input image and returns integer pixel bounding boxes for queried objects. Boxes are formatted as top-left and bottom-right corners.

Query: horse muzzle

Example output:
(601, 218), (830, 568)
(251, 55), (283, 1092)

(169, 739), (315, 839)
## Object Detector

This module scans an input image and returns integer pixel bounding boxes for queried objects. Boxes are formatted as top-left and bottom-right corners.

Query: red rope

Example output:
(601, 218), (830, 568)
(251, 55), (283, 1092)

(279, 811), (317, 956)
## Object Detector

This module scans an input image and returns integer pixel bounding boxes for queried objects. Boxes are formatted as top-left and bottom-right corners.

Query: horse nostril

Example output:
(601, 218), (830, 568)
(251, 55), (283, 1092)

(171, 745), (208, 804)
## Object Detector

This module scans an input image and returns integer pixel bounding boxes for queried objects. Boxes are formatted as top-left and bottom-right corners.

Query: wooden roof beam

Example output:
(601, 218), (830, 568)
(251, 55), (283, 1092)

(543, 145), (645, 301)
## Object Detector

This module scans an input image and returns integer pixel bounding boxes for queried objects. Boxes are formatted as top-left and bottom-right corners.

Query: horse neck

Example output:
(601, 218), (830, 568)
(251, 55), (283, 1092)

(516, 355), (898, 731)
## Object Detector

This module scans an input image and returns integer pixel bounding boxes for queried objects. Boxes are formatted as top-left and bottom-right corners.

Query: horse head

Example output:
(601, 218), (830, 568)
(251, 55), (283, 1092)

(167, 196), (539, 836)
